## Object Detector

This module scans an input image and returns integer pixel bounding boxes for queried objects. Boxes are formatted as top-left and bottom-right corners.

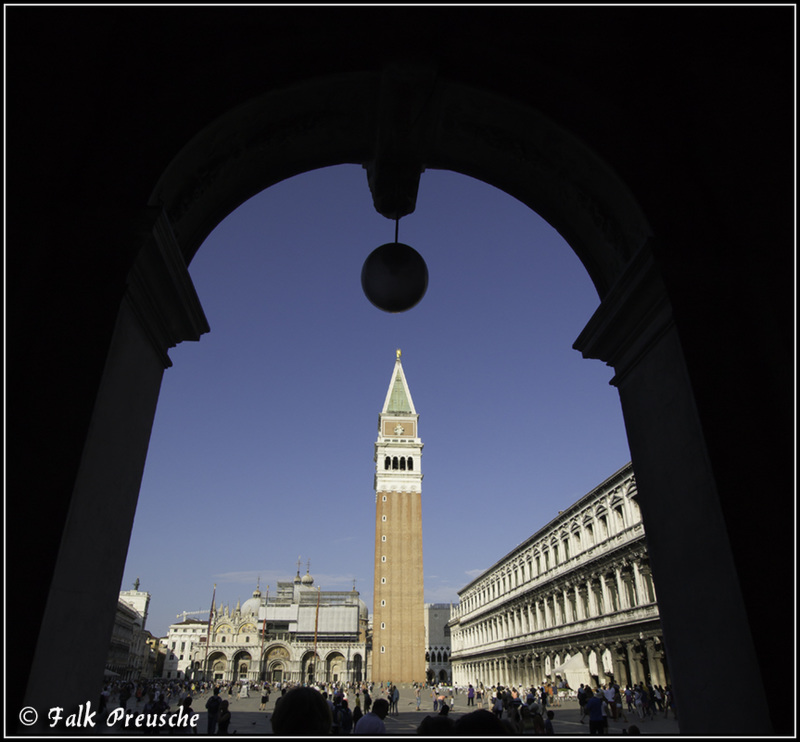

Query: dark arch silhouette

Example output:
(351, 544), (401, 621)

(7, 6), (792, 736)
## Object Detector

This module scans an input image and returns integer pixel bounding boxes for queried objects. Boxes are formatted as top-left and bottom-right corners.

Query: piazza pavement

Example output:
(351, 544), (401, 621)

(102, 684), (680, 735)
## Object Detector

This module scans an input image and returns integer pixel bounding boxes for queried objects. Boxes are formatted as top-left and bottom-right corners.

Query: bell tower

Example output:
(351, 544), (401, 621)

(371, 349), (425, 684)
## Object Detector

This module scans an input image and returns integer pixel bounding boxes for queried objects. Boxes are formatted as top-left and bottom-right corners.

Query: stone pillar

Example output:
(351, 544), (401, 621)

(632, 561), (648, 605)
(563, 587), (574, 623)
(615, 567), (630, 610)
(586, 580), (598, 617)
(594, 645), (608, 687)
(640, 564), (658, 603)
(21, 210), (209, 733)
(644, 639), (666, 687)
(574, 244), (772, 733)
(575, 586), (585, 620)
(613, 643), (630, 686)
(626, 642), (644, 686)
(599, 575), (612, 613)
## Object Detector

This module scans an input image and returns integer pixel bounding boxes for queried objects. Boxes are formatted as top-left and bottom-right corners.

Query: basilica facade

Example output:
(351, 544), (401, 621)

(166, 569), (369, 685)
(448, 463), (667, 691)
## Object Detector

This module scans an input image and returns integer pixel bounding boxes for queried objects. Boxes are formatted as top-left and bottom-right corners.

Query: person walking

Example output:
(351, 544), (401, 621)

(205, 688), (222, 736)
(603, 685), (617, 720)
(614, 685), (628, 723)
(217, 700), (231, 735)
(625, 686), (634, 713)
(634, 685), (645, 720)
(584, 689), (607, 735)
(259, 685), (269, 711)
(354, 698), (389, 734)
(339, 699), (354, 735)
(578, 684), (588, 724)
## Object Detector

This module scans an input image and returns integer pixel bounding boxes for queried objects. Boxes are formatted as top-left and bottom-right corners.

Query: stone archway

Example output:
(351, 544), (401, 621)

(11, 10), (791, 736)
(326, 652), (346, 683)
(233, 651), (252, 681)
(268, 661), (286, 684)
(206, 652), (228, 682)
(302, 651), (321, 685)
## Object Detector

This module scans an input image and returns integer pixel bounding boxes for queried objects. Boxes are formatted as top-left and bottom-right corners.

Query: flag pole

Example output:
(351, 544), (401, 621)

(260, 585), (269, 681)
(313, 585), (321, 684)
(204, 583), (216, 682)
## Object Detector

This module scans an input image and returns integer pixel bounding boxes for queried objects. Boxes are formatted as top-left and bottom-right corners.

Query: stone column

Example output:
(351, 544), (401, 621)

(613, 642), (630, 686)
(20, 210), (209, 733)
(575, 585), (585, 620)
(574, 244), (773, 733)
(640, 564), (658, 603)
(563, 586), (574, 623)
(586, 580), (598, 617)
(599, 575), (612, 613)
(644, 639), (666, 687)
(626, 642), (644, 686)
(632, 561), (648, 605)
(594, 645), (609, 686)
(615, 567), (630, 610)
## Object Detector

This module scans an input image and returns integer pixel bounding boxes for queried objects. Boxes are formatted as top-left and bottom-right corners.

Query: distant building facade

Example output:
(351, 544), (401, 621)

(106, 581), (153, 681)
(167, 570), (368, 684)
(425, 603), (453, 684)
(449, 463), (668, 690)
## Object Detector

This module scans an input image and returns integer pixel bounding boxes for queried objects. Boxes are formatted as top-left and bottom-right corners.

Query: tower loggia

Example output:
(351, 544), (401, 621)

(371, 349), (425, 684)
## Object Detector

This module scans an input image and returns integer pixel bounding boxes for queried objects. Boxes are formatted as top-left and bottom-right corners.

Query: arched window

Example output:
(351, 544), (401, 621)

(407, 457), (413, 471)
(426, 651), (430, 662)
(400, 457), (406, 470)
(384, 456), (391, 470)
(392, 457), (399, 470)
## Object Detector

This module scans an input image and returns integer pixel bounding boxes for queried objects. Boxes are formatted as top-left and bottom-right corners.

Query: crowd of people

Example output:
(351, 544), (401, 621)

(96, 676), (675, 734)
(576, 680), (677, 733)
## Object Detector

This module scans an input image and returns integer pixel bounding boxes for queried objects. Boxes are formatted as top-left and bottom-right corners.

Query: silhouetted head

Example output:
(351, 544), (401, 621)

(270, 686), (332, 735)
(453, 709), (508, 735)
(417, 714), (455, 735)
(372, 698), (390, 719)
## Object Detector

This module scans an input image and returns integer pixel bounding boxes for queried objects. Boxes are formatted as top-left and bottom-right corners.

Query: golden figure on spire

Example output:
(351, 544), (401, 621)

(396, 348), (402, 360)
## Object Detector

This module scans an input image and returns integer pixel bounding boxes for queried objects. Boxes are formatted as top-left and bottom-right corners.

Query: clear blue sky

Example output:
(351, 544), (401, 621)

(122, 165), (632, 637)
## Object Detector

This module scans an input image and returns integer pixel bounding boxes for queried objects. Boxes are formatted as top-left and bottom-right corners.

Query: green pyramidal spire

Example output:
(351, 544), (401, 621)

(382, 349), (416, 414)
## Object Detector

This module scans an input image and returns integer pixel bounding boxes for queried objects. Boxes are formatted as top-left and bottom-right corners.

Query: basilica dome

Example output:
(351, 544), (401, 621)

(241, 585), (262, 616)
(301, 571), (314, 586)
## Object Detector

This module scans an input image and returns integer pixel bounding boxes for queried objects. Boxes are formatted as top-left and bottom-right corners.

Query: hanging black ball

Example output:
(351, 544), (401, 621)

(361, 242), (429, 313)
